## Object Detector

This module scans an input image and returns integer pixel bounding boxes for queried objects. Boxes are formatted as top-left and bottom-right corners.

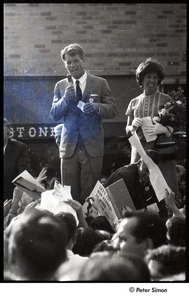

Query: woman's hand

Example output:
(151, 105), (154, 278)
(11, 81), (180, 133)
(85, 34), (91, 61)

(144, 120), (167, 135)
(131, 118), (143, 129)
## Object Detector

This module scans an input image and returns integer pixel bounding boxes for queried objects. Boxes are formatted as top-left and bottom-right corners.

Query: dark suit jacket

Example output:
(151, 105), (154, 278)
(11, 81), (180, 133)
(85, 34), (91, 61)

(4, 138), (31, 201)
(50, 73), (118, 158)
(104, 163), (154, 210)
(104, 163), (168, 218)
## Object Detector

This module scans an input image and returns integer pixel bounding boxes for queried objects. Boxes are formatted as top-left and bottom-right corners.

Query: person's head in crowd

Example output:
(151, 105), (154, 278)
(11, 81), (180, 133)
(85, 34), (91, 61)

(54, 124), (63, 146)
(176, 164), (186, 183)
(57, 212), (77, 250)
(145, 244), (186, 281)
(100, 175), (107, 186)
(136, 57), (165, 89)
(95, 229), (112, 241)
(166, 216), (186, 247)
(72, 227), (104, 257)
(4, 118), (11, 146)
(91, 239), (116, 255)
(77, 252), (151, 281)
(5, 208), (69, 281)
(46, 176), (60, 190)
(88, 216), (114, 234)
(111, 210), (167, 258)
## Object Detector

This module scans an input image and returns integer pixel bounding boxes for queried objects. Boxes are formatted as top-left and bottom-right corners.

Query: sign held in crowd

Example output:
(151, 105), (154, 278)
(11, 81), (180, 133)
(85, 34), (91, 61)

(82, 179), (136, 231)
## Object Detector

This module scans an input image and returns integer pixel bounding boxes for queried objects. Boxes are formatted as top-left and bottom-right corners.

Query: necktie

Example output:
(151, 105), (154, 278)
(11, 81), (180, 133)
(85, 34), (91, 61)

(76, 80), (82, 103)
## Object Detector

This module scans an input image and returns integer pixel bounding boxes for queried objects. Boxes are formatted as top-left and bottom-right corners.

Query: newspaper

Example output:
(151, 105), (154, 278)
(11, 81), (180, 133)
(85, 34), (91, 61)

(82, 180), (119, 231)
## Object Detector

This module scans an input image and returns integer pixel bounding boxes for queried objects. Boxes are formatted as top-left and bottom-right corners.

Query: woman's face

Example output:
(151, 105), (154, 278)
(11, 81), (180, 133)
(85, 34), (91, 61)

(142, 72), (159, 94)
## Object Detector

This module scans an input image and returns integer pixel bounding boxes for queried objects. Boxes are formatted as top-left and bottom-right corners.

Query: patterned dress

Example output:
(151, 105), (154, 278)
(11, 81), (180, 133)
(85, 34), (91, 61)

(126, 91), (178, 194)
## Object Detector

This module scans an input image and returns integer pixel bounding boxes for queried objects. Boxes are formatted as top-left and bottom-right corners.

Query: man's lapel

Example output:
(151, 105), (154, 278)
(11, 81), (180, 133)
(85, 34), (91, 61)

(82, 73), (94, 102)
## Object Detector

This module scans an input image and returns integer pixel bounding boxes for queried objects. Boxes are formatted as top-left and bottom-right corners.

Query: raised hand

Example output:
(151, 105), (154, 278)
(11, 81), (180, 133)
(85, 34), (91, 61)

(64, 84), (75, 103)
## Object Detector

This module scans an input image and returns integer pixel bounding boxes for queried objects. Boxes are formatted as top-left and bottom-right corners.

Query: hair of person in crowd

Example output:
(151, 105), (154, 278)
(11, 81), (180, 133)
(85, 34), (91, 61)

(77, 252), (151, 282)
(91, 239), (116, 254)
(5, 208), (69, 281)
(88, 215), (114, 234)
(145, 244), (186, 281)
(166, 216), (186, 247)
(72, 227), (110, 257)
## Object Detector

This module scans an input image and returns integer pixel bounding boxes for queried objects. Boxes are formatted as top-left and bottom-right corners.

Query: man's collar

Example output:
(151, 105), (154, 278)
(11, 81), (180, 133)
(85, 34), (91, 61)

(72, 71), (87, 85)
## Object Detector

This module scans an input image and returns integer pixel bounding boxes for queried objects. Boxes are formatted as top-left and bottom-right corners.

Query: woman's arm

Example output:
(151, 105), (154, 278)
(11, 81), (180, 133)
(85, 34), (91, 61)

(125, 115), (143, 135)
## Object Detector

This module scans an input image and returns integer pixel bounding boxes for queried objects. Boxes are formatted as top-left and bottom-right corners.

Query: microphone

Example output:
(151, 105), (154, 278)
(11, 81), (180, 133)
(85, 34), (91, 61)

(67, 74), (72, 83)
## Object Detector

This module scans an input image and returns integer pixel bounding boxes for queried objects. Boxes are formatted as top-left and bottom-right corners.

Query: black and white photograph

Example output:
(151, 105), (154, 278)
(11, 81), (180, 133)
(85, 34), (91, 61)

(2, 1), (188, 297)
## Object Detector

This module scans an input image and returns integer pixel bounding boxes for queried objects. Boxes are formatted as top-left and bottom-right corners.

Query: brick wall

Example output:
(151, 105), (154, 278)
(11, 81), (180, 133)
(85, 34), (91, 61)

(4, 3), (186, 77)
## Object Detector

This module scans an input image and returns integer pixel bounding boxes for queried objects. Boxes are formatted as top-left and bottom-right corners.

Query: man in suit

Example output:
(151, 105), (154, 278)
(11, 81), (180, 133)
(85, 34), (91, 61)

(50, 43), (118, 203)
(104, 150), (168, 218)
(4, 118), (31, 201)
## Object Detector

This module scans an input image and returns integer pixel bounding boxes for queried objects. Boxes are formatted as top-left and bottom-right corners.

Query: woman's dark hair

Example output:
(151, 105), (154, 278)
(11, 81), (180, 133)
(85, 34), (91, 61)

(136, 58), (165, 87)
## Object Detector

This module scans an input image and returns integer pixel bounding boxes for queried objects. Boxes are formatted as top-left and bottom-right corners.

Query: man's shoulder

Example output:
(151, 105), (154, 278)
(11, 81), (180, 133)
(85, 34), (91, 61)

(55, 78), (67, 86)
(87, 72), (106, 82)
(122, 163), (138, 173)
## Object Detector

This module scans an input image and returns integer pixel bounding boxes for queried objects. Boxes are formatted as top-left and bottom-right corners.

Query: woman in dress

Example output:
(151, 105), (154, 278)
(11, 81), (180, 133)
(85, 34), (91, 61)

(125, 58), (178, 194)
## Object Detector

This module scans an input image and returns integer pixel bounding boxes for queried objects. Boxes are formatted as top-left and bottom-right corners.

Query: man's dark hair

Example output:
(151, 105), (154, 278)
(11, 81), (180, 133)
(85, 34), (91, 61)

(122, 210), (167, 248)
(13, 209), (69, 280)
(61, 43), (85, 61)
(57, 212), (77, 241)
(145, 244), (186, 278)
(166, 216), (186, 247)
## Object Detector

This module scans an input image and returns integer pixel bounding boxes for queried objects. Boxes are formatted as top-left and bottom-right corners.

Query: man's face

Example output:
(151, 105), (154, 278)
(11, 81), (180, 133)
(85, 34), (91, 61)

(111, 217), (146, 257)
(4, 125), (10, 146)
(112, 218), (138, 250)
(64, 54), (85, 79)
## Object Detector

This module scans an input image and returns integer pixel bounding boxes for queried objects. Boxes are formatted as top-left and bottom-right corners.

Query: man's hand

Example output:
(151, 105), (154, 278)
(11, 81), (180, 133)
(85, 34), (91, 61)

(165, 189), (185, 218)
(64, 84), (75, 104)
(83, 102), (99, 114)
(36, 167), (47, 184)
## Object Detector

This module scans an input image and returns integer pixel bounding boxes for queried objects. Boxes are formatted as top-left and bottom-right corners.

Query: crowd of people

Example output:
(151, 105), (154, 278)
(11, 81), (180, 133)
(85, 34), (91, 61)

(3, 44), (186, 282)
